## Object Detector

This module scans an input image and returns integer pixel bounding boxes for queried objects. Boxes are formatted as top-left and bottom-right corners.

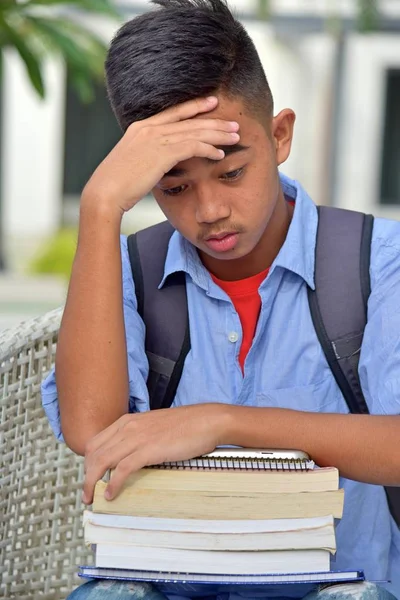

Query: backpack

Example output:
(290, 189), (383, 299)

(127, 205), (400, 527)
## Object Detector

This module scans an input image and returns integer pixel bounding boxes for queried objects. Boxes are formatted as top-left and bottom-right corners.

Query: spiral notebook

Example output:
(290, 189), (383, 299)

(102, 449), (316, 481)
(150, 448), (316, 472)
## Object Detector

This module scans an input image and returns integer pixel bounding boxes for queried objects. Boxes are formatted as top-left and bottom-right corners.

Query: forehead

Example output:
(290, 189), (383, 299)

(194, 95), (261, 135)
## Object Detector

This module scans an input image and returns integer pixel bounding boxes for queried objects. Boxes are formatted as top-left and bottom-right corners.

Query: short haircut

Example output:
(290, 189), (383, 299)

(105, 0), (274, 131)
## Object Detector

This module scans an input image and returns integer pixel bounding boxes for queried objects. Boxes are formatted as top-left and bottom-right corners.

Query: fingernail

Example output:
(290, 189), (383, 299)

(104, 488), (112, 501)
(218, 149), (225, 158)
(82, 492), (88, 504)
(207, 96), (218, 103)
(230, 121), (239, 129)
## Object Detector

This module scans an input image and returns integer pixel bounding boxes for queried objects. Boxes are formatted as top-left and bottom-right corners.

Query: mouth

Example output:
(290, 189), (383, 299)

(203, 232), (239, 253)
(204, 231), (237, 241)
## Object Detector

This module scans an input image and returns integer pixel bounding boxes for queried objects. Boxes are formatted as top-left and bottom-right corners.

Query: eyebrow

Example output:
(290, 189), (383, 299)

(162, 144), (250, 178)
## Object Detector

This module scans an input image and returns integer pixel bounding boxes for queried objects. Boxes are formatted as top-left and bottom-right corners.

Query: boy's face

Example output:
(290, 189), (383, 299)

(152, 95), (295, 279)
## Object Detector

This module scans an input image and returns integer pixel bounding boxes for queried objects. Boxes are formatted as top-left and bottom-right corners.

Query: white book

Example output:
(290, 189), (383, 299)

(84, 511), (334, 534)
(95, 544), (331, 575)
(84, 512), (336, 552)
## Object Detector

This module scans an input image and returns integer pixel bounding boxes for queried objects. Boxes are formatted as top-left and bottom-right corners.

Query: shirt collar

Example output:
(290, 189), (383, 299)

(159, 231), (210, 292)
(271, 173), (317, 290)
(159, 172), (317, 291)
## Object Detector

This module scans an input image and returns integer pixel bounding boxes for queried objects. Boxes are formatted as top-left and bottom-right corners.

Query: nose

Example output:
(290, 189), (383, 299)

(195, 184), (231, 224)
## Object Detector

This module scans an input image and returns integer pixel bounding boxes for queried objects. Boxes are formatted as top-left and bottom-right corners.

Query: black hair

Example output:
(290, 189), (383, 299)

(105, 0), (274, 131)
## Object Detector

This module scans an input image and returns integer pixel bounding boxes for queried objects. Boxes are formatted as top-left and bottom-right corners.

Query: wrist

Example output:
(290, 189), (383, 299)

(214, 403), (238, 446)
(80, 191), (124, 226)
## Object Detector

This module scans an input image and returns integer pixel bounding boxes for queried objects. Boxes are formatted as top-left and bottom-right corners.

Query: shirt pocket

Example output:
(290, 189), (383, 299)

(256, 376), (347, 413)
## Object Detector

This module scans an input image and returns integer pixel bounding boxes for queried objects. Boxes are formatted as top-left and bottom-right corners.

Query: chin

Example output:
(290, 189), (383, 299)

(203, 245), (253, 262)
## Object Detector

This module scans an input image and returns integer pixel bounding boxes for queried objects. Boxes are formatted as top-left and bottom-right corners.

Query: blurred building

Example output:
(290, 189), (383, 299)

(1, 0), (400, 271)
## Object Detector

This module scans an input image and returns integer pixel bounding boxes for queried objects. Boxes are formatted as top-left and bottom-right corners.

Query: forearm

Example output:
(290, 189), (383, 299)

(56, 197), (129, 455)
(222, 406), (400, 486)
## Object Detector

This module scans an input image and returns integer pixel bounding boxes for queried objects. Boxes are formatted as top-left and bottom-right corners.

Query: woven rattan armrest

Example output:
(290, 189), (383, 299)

(0, 308), (92, 599)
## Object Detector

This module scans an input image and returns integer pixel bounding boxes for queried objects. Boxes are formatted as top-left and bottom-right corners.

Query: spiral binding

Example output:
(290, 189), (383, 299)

(149, 456), (315, 472)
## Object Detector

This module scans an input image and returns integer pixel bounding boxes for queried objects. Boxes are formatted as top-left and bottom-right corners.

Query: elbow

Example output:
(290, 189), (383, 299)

(62, 428), (91, 457)
(60, 417), (104, 457)
(65, 438), (86, 457)
(60, 410), (129, 457)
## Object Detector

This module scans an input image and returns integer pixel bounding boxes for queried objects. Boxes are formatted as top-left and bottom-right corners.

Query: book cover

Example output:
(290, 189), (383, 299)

(78, 566), (365, 595)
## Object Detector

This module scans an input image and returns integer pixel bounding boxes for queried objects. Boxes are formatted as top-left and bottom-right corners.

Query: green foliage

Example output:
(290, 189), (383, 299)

(357, 0), (380, 32)
(0, 0), (122, 102)
(257, 0), (270, 21)
(29, 228), (77, 280)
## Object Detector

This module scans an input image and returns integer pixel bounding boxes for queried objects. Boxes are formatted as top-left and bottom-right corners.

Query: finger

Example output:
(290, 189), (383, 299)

(161, 130), (240, 149)
(84, 414), (132, 468)
(82, 434), (137, 504)
(150, 96), (219, 126)
(160, 118), (240, 135)
(172, 140), (228, 165)
(104, 451), (148, 500)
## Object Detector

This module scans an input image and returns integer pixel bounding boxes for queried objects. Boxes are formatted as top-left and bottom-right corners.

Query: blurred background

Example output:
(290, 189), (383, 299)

(0, 0), (399, 330)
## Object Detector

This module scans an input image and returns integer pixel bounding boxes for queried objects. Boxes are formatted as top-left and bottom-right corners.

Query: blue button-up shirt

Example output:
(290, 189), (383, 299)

(42, 174), (400, 599)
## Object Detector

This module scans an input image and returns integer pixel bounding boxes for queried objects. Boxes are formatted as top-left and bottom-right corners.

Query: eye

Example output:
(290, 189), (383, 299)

(161, 185), (187, 197)
(221, 167), (245, 181)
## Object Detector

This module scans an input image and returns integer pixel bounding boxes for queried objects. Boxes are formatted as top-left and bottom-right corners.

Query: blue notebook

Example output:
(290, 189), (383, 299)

(79, 567), (365, 595)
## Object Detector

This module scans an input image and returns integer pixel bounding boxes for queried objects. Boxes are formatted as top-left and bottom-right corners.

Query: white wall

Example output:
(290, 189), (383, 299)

(245, 23), (336, 202)
(2, 51), (65, 235)
(2, 50), (66, 269)
(336, 34), (400, 220)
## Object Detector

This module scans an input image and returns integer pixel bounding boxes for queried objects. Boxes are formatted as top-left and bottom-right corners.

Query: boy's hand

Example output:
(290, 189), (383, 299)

(82, 403), (230, 504)
(82, 96), (240, 215)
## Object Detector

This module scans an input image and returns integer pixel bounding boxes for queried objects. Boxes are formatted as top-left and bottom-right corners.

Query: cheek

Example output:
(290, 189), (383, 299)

(154, 195), (194, 235)
(153, 193), (176, 221)
(240, 175), (279, 225)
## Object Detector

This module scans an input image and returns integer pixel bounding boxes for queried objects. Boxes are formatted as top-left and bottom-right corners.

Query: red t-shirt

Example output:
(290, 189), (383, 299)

(211, 268), (269, 372)
(210, 202), (295, 372)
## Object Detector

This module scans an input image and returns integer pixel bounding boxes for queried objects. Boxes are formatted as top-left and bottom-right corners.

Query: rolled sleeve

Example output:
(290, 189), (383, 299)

(40, 234), (150, 441)
(41, 371), (64, 441)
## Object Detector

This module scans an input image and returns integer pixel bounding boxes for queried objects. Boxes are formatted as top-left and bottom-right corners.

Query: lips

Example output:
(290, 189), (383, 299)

(205, 232), (237, 241)
(203, 232), (239, 253)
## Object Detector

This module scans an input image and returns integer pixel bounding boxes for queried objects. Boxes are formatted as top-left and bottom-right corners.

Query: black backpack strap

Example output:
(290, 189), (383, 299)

(127, 221), (190, 410)
(308, 206), (400, 527)
(308, 206), (373, 414)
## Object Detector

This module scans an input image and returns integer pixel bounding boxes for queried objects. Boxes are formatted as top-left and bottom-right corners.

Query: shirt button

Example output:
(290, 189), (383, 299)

(228, 332), (239, 343)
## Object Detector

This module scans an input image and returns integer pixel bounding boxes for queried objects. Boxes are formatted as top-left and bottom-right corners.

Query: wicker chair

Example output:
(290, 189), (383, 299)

(0, 308), (93, 600)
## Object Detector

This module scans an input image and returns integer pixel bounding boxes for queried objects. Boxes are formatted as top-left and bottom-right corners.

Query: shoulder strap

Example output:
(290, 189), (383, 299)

(308, 206), (400, 528)
(127, 221), (190, 411)
(307, 206), (373, 414)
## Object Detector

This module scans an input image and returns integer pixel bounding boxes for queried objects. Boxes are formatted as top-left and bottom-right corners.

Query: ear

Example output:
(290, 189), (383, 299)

(271, 109), (296, 166)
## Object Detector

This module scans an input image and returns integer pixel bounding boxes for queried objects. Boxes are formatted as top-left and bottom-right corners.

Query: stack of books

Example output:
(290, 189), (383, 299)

(81, 448), (348, 582)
